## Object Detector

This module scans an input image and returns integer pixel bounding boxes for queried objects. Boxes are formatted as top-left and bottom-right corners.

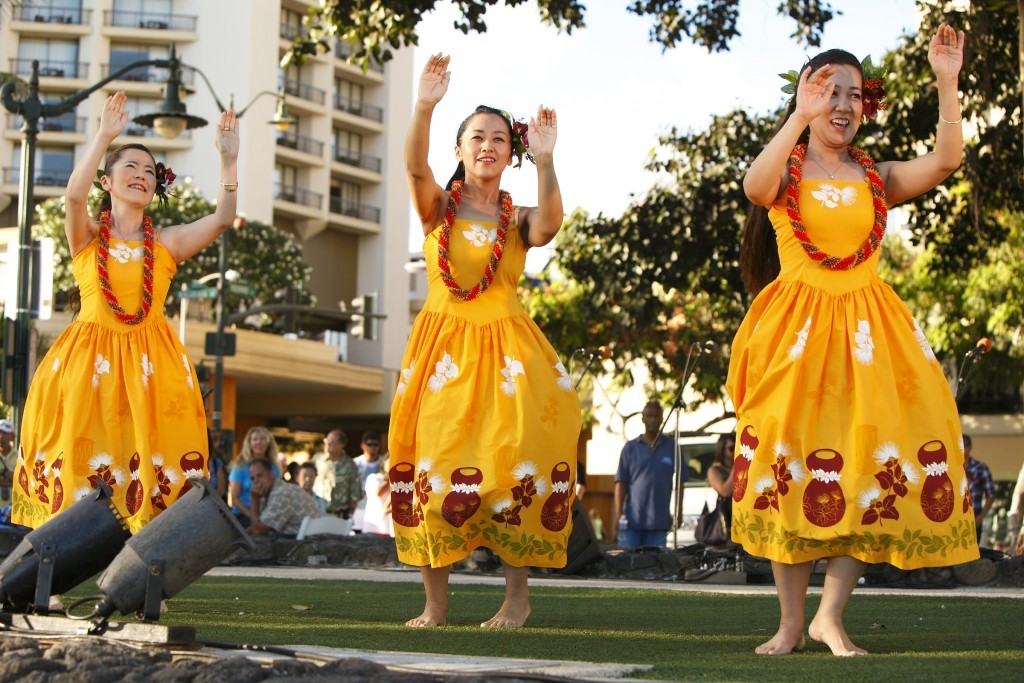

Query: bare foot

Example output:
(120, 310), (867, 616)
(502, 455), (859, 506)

(808, 618), (868, 656)
(481, 599), (530, 628)
(406, 603), (447, 627)
(755, 628), (806, 655)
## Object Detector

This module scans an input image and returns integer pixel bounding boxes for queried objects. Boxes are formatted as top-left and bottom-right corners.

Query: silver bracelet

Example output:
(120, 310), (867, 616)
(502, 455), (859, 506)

(220, 182), (239, 192)
(939, 113), (962, 125)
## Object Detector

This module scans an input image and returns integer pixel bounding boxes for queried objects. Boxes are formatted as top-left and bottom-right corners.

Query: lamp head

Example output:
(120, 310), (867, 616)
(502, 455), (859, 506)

(269, 90), (295, 132)
(133, 53), (207, 139)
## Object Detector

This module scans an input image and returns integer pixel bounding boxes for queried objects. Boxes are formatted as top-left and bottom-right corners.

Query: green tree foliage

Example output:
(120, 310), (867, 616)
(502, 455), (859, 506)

(33, 180), (311, 319)
(290, 0), (835, 68)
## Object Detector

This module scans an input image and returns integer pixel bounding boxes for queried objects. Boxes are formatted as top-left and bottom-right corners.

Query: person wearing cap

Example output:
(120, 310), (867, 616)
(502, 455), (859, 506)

(351, 431), (383, 532)
(0, 419), (16, 506)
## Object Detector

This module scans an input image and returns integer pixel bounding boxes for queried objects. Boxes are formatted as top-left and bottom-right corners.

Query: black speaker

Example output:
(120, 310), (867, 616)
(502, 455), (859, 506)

(555, 500), (602, 574)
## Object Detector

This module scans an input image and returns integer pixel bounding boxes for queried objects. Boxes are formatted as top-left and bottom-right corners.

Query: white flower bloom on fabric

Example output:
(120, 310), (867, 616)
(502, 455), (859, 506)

(109, 242), (134, 263)
(512, 461), (538, 480)
(151, 483), (163, 497)
(774, 441), (791, 458)
(739, 443), (755, 461)
(427, 374), (446, 393)
(858, 485), (882, 509)
(787, 317), (812, 360)
(903, 461), (921, 485)
(554, 361), (572, 392)
(853, 319), (875, 365)
(152, 453), (164, 467)
(140, 354), (154, 388)
(873, 442), (901, 465)
(811, 468), (842, 483)
(436, 353), (459, 380)
(500, 378), (517, 396)
(503, 356), (524, 378)
(94, 354), (110, 376)
(112, 467), (127, 486)
(73, 485), (92, 502)
(164, 468), (181, 485)
(397, 359), (416, 395)
(416, 457), (433, 474)
(492, 498), (514, 513)
(463, 223), (497, 247)
(551, 480), (570, 494)
(535, 477), (550, 497)
(787, 457), (808, 484)
(811, 184), (857, 209)
(754, 474), (775, 494)
(923, 461), (949, 477)
(913, 320), (936, 362)
(130, 245), (144, 261)
(91, 373), (99, 389)
(51, 357), (60, 372)
(181, 354), (193, 389)
(89, 453), (114, 470)
(428, 473), (445, 494)
(958, 435), (964, 453)
(959, 477), (968, 497)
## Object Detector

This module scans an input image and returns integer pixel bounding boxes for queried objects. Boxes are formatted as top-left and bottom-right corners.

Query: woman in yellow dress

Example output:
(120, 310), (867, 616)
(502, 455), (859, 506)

(728, 24), (978, 656)
(13, 91), (239, 533)
(389, 53), (580, 628)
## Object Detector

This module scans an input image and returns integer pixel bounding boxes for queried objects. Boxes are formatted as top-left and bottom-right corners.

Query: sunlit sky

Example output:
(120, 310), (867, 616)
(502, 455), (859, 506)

(407, 0), (922, 267)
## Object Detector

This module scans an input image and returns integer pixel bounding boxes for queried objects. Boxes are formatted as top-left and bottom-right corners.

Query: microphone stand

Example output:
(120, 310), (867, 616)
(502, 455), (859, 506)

(570, 350), (601, 391)
(954, 347), (990, 403)
(653, 342), (713, 549)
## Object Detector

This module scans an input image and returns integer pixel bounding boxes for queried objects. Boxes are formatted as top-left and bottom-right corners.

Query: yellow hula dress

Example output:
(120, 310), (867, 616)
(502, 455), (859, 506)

(388, 212), (581, 568)
(726, 178), (979, 568)
(13, 237), (208, 533)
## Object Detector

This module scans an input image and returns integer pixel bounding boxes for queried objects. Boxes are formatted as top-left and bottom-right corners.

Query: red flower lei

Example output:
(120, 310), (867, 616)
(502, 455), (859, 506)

(97, 210), (155, 325)
(436, 180), (513, 301)
(786, 144), (888, 270)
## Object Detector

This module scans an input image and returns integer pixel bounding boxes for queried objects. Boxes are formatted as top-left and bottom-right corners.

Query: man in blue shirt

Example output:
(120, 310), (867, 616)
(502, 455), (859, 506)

(614, 401), (684, 547)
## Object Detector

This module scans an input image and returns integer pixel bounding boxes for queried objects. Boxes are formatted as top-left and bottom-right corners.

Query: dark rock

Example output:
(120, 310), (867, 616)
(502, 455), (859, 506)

(952, 558), (998, 586)
(0, 657), (66, 682)
(318, 657), (390, 677)
(191, 655), (272, 683)
(996, 555), (1024, 587)
(270, 658), (324, 677)
(147, 658), (208, 682)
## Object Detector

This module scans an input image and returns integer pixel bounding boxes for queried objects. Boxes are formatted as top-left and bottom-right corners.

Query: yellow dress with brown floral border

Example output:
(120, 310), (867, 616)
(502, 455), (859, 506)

(12, 237), (208, 533)
(388, 213), (581, 568)
(726, 179), (980, 568)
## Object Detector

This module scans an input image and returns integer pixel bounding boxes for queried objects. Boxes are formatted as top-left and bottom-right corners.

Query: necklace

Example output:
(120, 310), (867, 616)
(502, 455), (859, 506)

(436, 180), (513, 301)
(97, 210), (155, 325)
(786, 144), (888, 271)
(811, 155), (845, 179)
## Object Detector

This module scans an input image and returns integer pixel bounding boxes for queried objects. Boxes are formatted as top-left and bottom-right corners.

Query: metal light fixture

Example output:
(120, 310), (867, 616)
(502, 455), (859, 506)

(269, 88), (296, 132)
(131, 47), (207, 140)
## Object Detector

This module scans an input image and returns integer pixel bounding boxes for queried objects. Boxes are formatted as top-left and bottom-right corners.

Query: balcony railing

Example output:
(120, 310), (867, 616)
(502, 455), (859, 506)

(7, 112), (86, 134)
(103, 10), (198, 32)
(333, 147), (382, 173)
(333, 40), (384, 73)
(275, 183), (323, 209)
(9, 58), (88, 79)
(279, 21), (306, 41)
(280, 76), (326, 105)
(329, 197), (381, 223)
(3, 167), (73, 187)
(101, 63), (196, 85)
(276, 133), (324, 157)
(16, 5), (92, 25)
(333, 94), (383, 122)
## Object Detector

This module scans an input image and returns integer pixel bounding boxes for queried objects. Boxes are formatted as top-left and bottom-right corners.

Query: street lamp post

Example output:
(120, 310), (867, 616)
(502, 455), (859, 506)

(0, 48), (207, 430)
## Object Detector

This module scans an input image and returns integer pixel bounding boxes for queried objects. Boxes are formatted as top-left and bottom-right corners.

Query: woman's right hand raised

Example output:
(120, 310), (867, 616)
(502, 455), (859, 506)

(98, 91), (129, 141)
(793, 64), (836, 124)
(417, 53), (451, 105)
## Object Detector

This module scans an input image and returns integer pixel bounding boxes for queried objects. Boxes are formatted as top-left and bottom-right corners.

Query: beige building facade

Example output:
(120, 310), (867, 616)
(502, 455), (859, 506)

(1, 0), (414, 442)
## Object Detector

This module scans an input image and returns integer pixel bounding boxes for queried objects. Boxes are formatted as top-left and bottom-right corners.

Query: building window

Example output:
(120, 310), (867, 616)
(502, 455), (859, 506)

(109, 43), (168, 81)
(11, 146), (74, 186)
(333, 128), (362, 162)
(330, 181), (361, 216)
(17, 38), (80, 77)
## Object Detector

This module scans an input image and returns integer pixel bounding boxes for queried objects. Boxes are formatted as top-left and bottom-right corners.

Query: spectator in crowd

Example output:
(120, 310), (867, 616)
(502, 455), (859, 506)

(313, 429), (362, 519)
(297, 461), (328, 513)
(352, 431), (383, 531)
(0, 419), (16, 523)
(362, 454), (393, 536)
(964, 435), (996, 544)
(247, 458), (322, 536)
(228, 426), (280, 526)
(707, 432), (737, 529)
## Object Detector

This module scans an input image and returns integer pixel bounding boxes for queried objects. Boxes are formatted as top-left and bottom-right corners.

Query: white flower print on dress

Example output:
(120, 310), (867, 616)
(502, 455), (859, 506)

(73, 485), (92, 502)
(109, 242), (134, 264)
(554, 361), (572, 392)
(499, 355), (525, 397)
(853, 319), (875, 365)
(92, 353), (110, 389)
(788, 317), (812, 360)
(857, 485), (882, 509)
(181, 354), (193, 389)
(811, 183), (857, 209)
(462, 223), (497, 247)
(51, 357), (60, 372)
(913, 320), (936, 362)
(427, 353), (459, 393)
(140, 354), (154, 388)
(397, 359), (416, 395)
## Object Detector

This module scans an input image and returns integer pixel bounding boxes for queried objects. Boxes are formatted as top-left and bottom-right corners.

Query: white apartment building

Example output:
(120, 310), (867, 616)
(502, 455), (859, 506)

(0, 0), (415, 442)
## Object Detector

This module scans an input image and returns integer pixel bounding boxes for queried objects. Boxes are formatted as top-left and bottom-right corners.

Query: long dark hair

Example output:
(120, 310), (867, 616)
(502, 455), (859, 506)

(740, 49), (863, 297)
(94, 143), (156, 217)
(445, 105), (513, 191)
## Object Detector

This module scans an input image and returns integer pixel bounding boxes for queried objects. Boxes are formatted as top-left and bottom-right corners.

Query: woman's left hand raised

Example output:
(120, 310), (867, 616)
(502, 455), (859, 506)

(928, 23), (965, 81)
(215, 110), (240, 160)
(528, 106), (557, 158)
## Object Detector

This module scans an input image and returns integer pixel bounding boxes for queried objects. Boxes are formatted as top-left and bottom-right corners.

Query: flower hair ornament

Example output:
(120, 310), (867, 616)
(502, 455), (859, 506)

(92, 162), (177, 206)
(779, 54), (888, 120)
(502, 110), (534, 169)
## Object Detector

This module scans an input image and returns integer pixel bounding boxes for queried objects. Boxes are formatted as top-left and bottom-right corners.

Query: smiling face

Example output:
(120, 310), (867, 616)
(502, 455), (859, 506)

(248, 429), (270, 457)
(101, 148), (157, 207)
(455, 112), (513, 180)
(807, 63), (863, 148)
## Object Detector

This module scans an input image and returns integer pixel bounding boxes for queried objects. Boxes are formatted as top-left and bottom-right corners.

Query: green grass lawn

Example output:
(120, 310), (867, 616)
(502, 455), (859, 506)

(67, 576), (1023, 682)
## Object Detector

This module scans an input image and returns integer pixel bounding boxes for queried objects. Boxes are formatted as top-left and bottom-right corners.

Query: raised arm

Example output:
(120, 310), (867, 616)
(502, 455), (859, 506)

(743, 65), (835, 207)
(519, 106), (564, 247)
(406, 53), (450, 234)
(159, 110), (239, 262)
(877, 24), (965, 206)
(65, 91), (129, 256)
